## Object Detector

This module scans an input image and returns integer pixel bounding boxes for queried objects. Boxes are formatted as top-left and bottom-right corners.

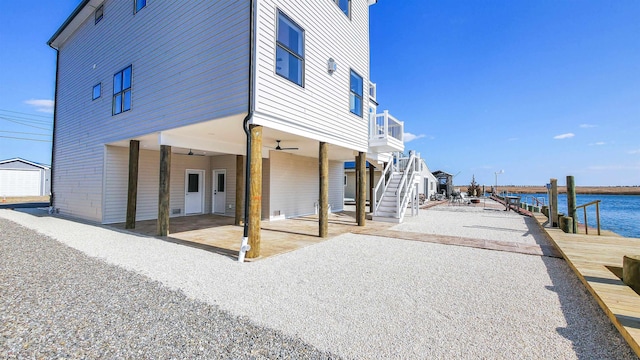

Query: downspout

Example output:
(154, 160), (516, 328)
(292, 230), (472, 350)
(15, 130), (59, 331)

(238, 0), (257, 263)
(49, 47), (60, 211)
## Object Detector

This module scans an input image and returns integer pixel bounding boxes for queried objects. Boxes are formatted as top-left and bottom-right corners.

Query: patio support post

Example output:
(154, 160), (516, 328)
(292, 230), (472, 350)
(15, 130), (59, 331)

(246, 125), (262, 258)
(319, 142), (329, 237)
(235, 155), (244, 226)
(357, 152), (366, 226)
(125, 140), (140, 229)
(157, 145), (171, 236)
(369, 162), (375, 213)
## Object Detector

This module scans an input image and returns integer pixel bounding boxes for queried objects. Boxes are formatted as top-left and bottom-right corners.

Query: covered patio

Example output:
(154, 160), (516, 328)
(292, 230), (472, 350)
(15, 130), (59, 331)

(110, 209), (393, 261)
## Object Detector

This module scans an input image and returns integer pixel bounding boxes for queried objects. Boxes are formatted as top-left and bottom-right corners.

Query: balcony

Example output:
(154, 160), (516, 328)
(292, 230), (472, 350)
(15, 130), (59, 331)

(369, 110), (404, 153)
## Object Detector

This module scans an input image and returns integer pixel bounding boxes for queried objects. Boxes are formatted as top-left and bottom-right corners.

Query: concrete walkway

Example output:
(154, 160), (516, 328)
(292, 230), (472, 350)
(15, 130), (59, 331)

(1, 203), (636, 359)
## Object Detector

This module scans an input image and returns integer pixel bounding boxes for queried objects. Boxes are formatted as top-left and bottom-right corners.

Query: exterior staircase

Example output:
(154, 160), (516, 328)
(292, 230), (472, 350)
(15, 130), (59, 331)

(372, 152), (420, 223)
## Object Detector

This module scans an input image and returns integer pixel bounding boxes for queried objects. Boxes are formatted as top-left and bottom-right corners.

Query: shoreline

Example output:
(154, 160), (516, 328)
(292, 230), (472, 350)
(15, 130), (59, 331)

(454, 186), (640, 195)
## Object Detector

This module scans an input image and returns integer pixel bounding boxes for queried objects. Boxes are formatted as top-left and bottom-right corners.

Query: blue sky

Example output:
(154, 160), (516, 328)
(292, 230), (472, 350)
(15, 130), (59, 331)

(1, 1), (638, 186)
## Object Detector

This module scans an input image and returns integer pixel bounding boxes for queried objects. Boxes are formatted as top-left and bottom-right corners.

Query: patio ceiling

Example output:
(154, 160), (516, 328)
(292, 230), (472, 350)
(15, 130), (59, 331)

(107, 115), (359, 161)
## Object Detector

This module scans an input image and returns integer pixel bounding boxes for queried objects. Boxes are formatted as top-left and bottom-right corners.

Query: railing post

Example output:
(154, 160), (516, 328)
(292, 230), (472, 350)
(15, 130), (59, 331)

(596, 201), (601, 235)
(384, 110), (389, 140)
(583, 207), (588, 235)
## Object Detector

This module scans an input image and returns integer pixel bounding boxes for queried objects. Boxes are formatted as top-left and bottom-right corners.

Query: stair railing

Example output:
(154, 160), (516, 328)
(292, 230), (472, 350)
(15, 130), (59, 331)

(373, 159), (394, 216)
(576, 200), (602, 235)
(395, 152), (417, 218)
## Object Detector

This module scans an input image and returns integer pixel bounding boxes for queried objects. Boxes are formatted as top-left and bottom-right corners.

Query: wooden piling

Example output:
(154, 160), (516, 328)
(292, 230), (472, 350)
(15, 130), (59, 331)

(357, 152), (366, 226)
(235, 155), (244, 226)
(566, 175), (577, 234)
(319, 142), (328, 238)
(157, 145), (171, 236)
(125, 140), (139, 229)
(246, 125), (262, 258)
(550, 178), (559, 227)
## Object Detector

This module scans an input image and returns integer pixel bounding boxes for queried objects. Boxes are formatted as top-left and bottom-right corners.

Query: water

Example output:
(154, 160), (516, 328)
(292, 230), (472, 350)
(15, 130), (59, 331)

(505, 193), (640, 238)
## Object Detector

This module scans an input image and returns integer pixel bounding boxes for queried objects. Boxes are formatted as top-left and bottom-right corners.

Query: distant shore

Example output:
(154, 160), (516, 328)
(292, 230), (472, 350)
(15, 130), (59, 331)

(454, 186), (640, 195)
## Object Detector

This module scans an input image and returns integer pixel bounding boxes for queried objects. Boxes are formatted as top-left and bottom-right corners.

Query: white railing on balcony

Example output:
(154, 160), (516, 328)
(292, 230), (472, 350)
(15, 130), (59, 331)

(370, 110), (403, 143)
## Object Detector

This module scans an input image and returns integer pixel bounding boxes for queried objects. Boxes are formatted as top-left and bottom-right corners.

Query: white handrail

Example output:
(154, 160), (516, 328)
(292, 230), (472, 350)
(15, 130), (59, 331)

(395, 153), (416, 217)
(373, 160), (393, 216)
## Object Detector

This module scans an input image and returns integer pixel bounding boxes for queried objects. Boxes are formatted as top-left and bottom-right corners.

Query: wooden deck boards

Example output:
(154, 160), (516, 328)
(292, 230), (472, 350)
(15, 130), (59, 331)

(533, 213), (640, 357)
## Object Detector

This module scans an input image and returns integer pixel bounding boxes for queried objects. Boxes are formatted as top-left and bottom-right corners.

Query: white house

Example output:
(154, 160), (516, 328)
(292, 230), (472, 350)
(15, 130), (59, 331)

(48, 0), (405, 258)
(0, 158), (51, 197)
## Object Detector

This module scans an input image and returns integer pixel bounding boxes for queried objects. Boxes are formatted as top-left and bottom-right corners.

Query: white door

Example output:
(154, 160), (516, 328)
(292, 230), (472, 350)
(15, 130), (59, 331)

(184, 170), (204, 214)
(212, 169), (226, 214)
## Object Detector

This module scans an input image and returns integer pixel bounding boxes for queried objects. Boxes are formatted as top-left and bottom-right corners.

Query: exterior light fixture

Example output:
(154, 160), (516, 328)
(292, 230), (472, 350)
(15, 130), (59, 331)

(328, 58), (337, 74)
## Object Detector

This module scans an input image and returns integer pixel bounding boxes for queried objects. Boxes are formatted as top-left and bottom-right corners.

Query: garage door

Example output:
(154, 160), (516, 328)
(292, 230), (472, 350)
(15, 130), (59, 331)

(0, 169), (41, 196)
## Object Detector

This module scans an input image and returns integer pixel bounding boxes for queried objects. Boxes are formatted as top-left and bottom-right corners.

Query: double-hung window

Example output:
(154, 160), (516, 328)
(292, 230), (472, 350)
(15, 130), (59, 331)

(113, 66), (132, 115)
(334, 0), (350, 17)
(276, 11), (304, 87)
(135, 0), (146, 13)
(349, 70), (363, 117)
(95, 5), (103, 24)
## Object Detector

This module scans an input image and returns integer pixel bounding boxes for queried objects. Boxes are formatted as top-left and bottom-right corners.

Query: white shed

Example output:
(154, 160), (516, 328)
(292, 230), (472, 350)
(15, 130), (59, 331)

(0, 158), (51, 197)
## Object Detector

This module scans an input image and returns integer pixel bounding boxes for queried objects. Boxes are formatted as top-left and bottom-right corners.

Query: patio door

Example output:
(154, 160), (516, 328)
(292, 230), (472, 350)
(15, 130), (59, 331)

(213, 169), (226, 214)
(185, 169), (205, 215)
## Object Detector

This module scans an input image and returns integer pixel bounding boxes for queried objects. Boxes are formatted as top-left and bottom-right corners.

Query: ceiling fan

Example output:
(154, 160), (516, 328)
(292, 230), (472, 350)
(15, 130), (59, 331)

(274, 140), (299, 151)
(187, 149), (205, 156)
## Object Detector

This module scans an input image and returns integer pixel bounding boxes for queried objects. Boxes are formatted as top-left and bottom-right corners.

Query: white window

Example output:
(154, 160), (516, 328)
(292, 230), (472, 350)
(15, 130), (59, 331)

(92, 83), (101, 100)
(350, 70), (363, 117)
(113, 66), (132, 115)
(333, 0), (350, 17)
(135, 0), (146, 13)
(276, 11), (304, 87)
(95, 5), (103, 24)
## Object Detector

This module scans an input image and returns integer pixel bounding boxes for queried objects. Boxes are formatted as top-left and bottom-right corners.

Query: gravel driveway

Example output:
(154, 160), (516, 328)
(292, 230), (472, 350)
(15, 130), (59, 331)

(1, 208), (637, 359)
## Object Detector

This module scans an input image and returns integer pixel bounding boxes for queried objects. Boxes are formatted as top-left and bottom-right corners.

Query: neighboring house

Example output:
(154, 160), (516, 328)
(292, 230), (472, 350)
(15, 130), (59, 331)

(48, 0), (403, 243)
(433, 170), (453, 197)
(0, 158), (50, 197)
(417, 158), (437, 200)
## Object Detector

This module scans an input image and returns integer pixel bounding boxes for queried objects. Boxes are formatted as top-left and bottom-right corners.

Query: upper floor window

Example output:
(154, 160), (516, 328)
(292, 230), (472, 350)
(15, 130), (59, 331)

(276, 11), (304, 87)
(95, 5), (103, 24)
(334, 0), (350, 17)
(113, 66), (132, 115)
(92, 83), (101, 100)
(135, 0), (146, 13)
(350, 70), (363, 117)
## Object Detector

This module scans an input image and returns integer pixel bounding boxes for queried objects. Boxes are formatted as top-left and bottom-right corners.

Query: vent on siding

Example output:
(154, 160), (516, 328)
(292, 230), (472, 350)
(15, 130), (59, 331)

(172, 208), (181, 215)
(273, 210), (281, 216)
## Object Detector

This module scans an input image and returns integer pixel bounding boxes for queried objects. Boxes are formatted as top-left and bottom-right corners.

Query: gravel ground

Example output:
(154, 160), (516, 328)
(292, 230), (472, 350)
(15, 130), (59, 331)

(396, 199), (549, 246)
(1, 209), (637, 359)
(0, 218), (336, 359)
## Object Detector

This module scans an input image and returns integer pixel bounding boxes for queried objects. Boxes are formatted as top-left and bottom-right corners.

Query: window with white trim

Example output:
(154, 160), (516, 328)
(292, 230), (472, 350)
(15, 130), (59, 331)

(92, 83), (101, 100)
(95, 5), (103, 24)
(349, 70), (363, 117)
(112, 66), (132, 115)
(333, 0), (350, 17)
(135, 0), (146, 13)
(276, 11), (304, 87)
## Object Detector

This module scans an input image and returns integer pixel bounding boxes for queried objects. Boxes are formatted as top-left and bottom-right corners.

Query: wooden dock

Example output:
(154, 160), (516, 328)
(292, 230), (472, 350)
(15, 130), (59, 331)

(533, 213), (640, 357)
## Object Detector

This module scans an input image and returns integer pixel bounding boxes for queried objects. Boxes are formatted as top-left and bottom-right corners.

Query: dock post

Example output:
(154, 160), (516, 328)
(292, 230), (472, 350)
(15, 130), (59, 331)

(125, 140), (139, 229)
(157, 145), (171, 236)
(319, 142), (328, 238)
(550, 178), (559, 227)
(247, 125), (262, 258)
(566, 175), (577, 234)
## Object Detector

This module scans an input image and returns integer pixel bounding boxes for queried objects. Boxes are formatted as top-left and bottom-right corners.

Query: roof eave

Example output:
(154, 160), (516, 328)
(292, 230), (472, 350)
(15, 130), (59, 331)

(47, 0), (93, 49)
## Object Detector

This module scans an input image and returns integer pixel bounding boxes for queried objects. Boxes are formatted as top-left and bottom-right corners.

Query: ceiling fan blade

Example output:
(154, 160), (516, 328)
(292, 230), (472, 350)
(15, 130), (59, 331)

(274, 140), (298, 150)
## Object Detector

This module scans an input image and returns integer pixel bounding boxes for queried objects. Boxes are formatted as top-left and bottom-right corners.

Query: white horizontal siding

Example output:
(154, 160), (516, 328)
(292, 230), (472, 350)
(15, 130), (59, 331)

(328, 160), (344, 212)
(54, 0), (250, 222)
(267, 151), (345, 218)
(254, 0), (370, 152)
